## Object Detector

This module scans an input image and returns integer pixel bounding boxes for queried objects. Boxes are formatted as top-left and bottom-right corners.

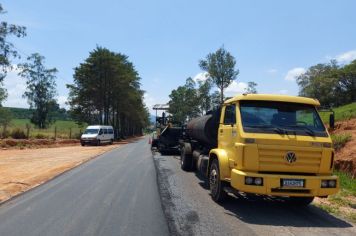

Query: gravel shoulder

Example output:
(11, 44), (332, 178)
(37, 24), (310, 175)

(0, 136), (168, 236)
(0, 143), (121, 203)
(153, 152), (356, 236)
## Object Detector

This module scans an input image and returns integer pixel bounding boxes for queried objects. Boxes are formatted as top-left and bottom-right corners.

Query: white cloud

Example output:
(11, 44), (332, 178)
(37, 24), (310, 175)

(2, 66), (28, 108)
(144, 92), (169, 116)
(144, 93), (156, 110)
(57, 96), (68, 109)
(284, 67), (306, 81)
(225, 81), (248, 97)
(2, 65), (69, 109)
(267, 69), (278, 74)
(335, 50), (356, 64)
(193, 72), (209, 83)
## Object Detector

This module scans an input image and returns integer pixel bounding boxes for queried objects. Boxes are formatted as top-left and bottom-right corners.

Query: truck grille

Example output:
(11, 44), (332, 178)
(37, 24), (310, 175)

(258, 145), (322, 173)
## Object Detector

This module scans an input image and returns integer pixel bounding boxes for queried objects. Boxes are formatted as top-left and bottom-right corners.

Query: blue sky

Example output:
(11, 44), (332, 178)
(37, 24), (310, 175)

(2, 0), (356, 113)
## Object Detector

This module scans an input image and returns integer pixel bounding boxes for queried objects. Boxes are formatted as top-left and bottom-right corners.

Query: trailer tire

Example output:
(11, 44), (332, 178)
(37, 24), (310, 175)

(181, 145), (193, 171)
(209, 159), (228, 203)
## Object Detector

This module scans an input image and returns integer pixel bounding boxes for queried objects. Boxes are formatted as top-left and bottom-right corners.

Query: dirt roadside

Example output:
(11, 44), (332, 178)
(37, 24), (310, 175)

(0, 143), (122, 203)
(313, 118), (356, 223)
(332, 118), (356, 178)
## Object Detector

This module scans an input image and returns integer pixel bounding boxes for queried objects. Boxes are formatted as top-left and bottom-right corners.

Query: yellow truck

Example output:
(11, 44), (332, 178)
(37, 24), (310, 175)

(180, 94), (338, 205)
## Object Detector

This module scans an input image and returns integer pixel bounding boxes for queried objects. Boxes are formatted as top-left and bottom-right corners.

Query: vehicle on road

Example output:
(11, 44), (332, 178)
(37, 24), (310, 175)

(80, 125), (114, 146)
(180, 94), (339, 205)
(150, 104), (182, 154)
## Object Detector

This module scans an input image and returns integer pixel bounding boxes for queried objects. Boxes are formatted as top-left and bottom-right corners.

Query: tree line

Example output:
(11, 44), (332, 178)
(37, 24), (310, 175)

(297, 60), (356, 107)
(0, 3), (149, 137)
(168, 46), (257, 124)
(67, 47), (149, 137)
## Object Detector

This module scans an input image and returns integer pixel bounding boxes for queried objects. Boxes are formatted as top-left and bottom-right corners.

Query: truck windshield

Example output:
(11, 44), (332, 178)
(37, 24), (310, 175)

(240, 101), (327, 137)
(83, 129), (99, 134)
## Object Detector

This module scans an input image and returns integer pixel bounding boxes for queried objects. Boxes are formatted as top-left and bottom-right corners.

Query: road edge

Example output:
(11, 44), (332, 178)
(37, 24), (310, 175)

(152, 152), (181, 236)
(0, 144), (122, 206)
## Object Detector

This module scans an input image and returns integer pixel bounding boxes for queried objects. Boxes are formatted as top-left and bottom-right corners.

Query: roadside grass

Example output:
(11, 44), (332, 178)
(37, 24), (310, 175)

(7, 119), (86, 139)
(314, 171), (356, 223)
(331, 133), (352, 151)
(319, 102), (356, 124)
(335, 171), (356, 196)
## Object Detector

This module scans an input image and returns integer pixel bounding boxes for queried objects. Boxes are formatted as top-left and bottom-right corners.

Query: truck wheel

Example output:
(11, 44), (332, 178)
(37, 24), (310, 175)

(288, 197), (314, 206)
(180, 146), (192, 171)
(209, 159), (227, 203)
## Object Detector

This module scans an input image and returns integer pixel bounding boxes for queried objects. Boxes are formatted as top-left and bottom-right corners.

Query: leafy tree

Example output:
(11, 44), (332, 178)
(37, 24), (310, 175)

(210, 91), (221, 108)
(338, 60), (356, 103)
(245, 81), (258, 94)
(0, 4), (26, 105)
(168, 78), (200, 124)
(196, 78), (213, 115)
(67, 46), (149, 137)
(296, 59), (356, 107)
(297, 61), (339, 107)
(18, 53), (58, 128)
(199, 46), (239, 104)
(0, 107), (12, 137)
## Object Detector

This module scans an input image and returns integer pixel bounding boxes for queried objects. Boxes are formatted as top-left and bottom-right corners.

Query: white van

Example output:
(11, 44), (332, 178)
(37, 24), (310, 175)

(80, 125), (114, 146)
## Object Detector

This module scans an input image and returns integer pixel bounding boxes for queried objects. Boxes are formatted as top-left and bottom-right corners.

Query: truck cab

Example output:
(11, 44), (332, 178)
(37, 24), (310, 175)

(181, 94), (339, 204)
(207, 94), (338, 203)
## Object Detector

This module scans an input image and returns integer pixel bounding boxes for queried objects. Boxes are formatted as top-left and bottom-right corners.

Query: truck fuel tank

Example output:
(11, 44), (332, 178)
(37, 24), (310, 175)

(186, 109), (220, 147)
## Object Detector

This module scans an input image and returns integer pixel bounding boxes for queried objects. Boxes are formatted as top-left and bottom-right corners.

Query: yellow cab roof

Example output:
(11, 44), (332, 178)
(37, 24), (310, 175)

(224, 94), (320, 106)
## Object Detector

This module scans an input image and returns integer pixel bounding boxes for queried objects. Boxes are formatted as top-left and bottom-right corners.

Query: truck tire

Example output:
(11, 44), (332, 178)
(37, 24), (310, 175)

(288, 196), (314, 206)
(209, 159), (228, 203)
(181, 145), (193, 171)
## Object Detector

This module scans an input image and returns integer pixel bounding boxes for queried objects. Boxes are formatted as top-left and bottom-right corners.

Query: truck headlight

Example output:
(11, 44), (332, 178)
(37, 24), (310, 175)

(321, 180), (328, 188)
(254, 177), (263, 186)
(328, 180), (336, 188)
(245, 177), (253, 185)
(321, 179), (336, 188)
(245, 176), (263, 186)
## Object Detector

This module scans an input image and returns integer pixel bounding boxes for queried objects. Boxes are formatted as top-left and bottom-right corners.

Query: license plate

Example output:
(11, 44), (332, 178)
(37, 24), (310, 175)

(282, 179), (304, 187)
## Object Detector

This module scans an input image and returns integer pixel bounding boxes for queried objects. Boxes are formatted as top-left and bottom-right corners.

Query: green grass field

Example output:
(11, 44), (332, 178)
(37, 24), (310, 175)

(319, 102), (356, 124)
(9, 119), (87, 139)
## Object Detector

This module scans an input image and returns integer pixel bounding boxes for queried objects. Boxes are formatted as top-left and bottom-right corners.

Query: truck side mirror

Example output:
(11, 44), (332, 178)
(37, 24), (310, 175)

(329, 113), (335, 130)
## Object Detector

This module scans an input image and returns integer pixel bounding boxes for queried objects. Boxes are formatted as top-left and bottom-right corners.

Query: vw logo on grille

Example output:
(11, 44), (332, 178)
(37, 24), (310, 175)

(285, 151), (297, 163)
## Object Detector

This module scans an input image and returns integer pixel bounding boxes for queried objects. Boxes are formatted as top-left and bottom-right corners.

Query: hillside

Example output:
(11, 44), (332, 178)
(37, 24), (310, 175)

(320, 102), (356, 124)
(4, 107), (71, 121)
(332, 118), (356, 178)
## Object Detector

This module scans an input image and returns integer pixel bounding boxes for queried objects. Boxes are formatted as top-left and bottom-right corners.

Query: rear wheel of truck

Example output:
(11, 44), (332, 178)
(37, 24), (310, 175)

(288, 196), (314, 206)
(180, 145), (192, 171)
(209, 159), (228, 203)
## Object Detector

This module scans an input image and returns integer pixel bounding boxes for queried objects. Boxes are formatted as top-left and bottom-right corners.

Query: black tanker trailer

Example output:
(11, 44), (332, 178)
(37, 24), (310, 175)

(180, 108), (221, 173)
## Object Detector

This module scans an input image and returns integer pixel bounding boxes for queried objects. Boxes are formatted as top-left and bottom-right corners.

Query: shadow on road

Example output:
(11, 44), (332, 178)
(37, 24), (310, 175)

(159, 154), (353, 229)
(219, 194), (353, 228)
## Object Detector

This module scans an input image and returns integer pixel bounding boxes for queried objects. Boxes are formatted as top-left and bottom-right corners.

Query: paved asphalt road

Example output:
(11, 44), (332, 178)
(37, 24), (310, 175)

(1, 136), (355, 236)
(153, 152), (356, 236)
(0, 137), (169, 236)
